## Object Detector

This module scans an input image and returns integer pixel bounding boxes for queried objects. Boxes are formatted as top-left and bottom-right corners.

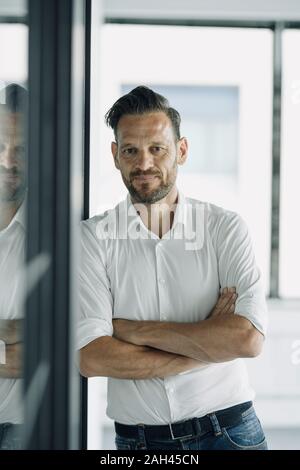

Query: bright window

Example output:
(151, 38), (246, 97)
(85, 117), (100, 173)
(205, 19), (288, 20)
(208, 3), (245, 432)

(88, 25), (273, 449)
(92, 25), (273, 293)
(280, 30), (300, 298)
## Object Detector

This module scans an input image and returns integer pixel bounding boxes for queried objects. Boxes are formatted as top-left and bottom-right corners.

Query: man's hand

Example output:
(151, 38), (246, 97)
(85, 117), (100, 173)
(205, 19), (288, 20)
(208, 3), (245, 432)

(209, 287), (238, 318)
(0, 320), (23, 378)
(0, 342), (23, 378)
(0, 319), (23, 344)
(113, 318), (139, 344)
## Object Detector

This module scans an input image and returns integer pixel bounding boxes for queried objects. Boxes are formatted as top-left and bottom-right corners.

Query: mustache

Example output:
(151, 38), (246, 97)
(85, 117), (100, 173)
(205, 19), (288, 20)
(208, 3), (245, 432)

(0, 167), (23, 177)
(130, 170), (161, 179)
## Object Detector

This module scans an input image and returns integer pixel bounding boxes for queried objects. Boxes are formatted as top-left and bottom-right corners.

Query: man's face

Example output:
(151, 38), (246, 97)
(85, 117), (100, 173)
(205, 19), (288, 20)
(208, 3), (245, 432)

(0, 108), (26, 203)
(111, 112), (188, 204)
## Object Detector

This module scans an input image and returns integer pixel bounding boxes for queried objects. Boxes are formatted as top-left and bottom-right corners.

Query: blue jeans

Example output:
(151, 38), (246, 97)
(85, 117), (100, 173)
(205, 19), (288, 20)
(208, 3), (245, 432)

(115, 404), (268, 451)
(0, 423), (23, 450)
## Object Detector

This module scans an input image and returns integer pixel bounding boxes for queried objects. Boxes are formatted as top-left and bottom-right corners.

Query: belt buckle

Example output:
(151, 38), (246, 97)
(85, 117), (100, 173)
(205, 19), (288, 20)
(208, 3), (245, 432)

(168, 422), (194, 440)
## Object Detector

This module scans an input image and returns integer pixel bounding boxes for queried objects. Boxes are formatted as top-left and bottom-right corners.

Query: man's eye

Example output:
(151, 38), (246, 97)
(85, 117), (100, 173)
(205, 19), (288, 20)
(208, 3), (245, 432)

(16, 146), (25, 156)
(122, 148), (136, 156)
(152, 146), (164, 153)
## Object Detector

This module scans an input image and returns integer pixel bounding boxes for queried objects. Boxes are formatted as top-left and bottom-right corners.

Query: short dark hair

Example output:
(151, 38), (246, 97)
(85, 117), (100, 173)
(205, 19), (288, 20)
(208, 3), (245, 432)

(105, 86), (181, 141)
(0, 83), (28, 114)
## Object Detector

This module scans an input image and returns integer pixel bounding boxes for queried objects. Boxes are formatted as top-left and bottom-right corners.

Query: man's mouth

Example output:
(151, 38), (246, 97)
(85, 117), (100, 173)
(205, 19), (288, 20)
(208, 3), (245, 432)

(132, 174), (160, 182)
(0, 173), (20, 181)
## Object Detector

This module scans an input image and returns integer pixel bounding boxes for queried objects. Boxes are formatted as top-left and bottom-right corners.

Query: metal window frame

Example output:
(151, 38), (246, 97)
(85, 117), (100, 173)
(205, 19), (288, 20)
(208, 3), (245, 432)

(270, 23), (283, 298)
(0, 16), (27, 23)
(24, 0), (85, 449)
(105, 17), (300, 29)
(80, 0), (92, 452)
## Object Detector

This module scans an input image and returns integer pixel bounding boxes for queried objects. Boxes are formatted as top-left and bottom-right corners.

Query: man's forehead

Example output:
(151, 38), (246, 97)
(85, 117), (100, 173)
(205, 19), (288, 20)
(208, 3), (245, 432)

(117, 112), (173, 141)
(0, 109), (25, 136)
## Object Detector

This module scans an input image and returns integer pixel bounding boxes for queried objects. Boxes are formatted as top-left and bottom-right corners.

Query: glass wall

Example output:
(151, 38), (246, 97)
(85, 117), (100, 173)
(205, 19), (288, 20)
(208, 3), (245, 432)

(0, 0), (85, 450)
(88, 24), (274, 450)
(93, 25), (272, 293)
(0, 11), (28, 449)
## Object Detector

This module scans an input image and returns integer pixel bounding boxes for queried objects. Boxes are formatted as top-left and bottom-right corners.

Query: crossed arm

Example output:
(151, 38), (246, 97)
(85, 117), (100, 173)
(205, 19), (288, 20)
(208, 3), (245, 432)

(0, 293), (263, 381)
(112, 287), (264, 363)
(80, 287), (264, 380)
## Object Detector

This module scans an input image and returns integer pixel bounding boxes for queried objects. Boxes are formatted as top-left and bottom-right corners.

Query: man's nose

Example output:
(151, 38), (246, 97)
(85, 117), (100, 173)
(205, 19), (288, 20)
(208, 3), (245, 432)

(0, 145), (18, 169)
(135, 149), (154, 171)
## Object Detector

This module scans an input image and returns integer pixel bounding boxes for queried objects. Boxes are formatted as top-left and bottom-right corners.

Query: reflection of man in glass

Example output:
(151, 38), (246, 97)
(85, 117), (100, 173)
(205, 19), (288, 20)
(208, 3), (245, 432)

(78, 87), (269, 450)
(0, 84), (27, 450)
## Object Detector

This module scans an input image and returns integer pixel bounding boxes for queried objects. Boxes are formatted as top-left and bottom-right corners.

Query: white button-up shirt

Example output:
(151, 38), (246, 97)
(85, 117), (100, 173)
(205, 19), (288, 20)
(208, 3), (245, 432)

(0, 200), (25, 424)
(78, 191), (268, 425)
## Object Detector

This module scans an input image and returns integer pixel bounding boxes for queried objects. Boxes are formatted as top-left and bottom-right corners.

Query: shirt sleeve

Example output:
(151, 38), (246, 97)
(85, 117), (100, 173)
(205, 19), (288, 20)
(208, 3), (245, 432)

(76, 219), (113, 350)
(216, 211), (268, 336)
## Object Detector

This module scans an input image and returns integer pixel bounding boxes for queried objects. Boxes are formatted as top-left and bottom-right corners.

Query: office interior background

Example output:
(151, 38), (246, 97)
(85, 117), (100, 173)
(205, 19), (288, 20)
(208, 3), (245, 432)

(0, 0), (300, 450)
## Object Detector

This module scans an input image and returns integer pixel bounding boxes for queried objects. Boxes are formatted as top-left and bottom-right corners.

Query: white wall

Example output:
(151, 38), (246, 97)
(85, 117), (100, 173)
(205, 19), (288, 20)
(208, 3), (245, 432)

(247, 300), (300, 432)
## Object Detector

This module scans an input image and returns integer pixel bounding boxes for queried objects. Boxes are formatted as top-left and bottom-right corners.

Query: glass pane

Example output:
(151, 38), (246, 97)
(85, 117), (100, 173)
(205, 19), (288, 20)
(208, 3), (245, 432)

(94, 25), (272, 294)
(280, 30), (300, 298)
(0, 20), (28, 449)
(88, 24), (273, 450)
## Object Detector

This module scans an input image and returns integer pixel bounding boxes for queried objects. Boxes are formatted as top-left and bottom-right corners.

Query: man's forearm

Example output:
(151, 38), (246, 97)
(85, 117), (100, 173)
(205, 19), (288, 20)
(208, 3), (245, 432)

(0, 319), (23, 344)
(79, 336), (207, 380)
(0, 365), (22, 378)
(114, 315), (262, 363)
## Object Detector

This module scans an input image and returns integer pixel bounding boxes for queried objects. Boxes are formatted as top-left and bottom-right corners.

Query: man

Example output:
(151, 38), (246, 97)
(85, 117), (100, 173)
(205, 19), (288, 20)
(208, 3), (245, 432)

(0, 84), (27, 449)
(78, 86), (268, 450)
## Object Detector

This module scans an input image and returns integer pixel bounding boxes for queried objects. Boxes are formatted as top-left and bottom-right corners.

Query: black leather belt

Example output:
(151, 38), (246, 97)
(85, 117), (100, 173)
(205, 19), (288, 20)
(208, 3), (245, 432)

(115, 401), (252, 441)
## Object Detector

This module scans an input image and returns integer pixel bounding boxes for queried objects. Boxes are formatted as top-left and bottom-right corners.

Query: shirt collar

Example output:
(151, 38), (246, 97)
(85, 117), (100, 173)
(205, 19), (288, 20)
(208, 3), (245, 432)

(172, 189), (187, 229)
(123, 189), (188, 239)
(14, 197), (26, 229)
(5, 195), (27, 232)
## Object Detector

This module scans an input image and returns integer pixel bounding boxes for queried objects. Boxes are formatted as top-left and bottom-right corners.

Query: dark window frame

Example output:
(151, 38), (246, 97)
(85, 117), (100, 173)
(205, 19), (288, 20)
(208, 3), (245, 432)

(23, 0), (87, 449)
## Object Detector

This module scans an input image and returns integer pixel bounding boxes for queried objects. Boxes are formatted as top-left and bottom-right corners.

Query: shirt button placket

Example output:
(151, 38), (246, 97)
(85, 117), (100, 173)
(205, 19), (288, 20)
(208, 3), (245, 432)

(156, 242), (167, 322)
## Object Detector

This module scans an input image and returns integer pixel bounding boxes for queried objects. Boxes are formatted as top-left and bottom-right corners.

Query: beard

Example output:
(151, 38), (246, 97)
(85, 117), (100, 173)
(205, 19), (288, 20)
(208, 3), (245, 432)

(0, 168), (26, 203)
(124, 179), (173, 204)
(122, 164), (178, 204)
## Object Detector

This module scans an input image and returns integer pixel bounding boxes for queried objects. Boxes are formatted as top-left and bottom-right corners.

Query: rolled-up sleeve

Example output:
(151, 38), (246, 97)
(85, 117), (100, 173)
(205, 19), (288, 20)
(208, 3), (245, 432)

(77, 219), (113, 350)
(217, 212), (268, 336)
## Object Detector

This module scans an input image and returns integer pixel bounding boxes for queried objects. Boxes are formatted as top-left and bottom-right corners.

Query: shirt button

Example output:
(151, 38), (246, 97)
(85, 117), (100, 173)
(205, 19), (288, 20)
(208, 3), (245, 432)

(159, 278), (165, 285)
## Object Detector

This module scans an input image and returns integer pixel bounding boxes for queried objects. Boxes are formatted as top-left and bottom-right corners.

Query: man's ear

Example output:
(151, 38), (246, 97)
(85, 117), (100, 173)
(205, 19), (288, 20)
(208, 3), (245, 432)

(111, 141), (120, 170)
(177, 137), (188, 166)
